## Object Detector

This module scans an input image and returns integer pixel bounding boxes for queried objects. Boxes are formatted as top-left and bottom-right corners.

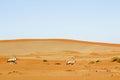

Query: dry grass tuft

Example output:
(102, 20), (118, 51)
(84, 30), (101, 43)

(89, 60), (100, 64)
(55, 63), (61, 65)
(66, 69), (74, 72)
(111, 57), (120, 63)
(43, 60), (48, 62)
(89, 61), (95, 64)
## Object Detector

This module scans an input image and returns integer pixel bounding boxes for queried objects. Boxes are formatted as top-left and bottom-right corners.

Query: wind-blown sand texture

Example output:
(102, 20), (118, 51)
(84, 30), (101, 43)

(0, 39), (120, 80)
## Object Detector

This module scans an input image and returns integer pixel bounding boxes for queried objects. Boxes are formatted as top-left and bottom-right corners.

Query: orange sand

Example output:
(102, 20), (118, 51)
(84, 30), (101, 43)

(0, 39), (120, 80)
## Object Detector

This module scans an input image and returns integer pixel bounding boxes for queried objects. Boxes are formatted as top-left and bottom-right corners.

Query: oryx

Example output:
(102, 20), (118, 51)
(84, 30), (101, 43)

(66, 57), (76, 65)
(7, 57), (17, 64)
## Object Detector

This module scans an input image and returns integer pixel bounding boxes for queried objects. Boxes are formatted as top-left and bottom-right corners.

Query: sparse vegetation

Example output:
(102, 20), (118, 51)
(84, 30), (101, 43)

(111, 57), (120, 63)
(89, 60), (100, 64)
(89, 61), (95, 64)
(96, 60), (100, 63)
(55, 63), (61, 65)
(43, 60), (48, 62)
(66, 69), (74, 72)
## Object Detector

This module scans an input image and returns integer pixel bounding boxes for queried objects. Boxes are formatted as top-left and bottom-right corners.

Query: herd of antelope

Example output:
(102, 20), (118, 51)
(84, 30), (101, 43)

(6, 56), (76, 65)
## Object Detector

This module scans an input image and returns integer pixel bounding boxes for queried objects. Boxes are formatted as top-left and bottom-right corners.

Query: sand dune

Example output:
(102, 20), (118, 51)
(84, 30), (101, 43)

(0, 39), (120, 80)
(0, 39), (120, 55)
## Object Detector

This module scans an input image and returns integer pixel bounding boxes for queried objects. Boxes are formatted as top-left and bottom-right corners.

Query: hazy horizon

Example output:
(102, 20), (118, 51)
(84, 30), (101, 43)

(0, 0), (120, 43)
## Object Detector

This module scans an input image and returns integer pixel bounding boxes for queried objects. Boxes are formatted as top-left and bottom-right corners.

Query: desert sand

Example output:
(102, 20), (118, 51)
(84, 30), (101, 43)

(0, 39), (120, 80)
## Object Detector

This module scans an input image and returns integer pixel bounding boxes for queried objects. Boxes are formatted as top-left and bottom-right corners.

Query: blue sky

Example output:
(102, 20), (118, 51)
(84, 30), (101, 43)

(0, 0), (120, 43)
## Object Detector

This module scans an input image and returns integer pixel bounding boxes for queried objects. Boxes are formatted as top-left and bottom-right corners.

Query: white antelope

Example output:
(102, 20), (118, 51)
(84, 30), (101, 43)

(66, 58), (76, 65)
(7, 57), (17, 64)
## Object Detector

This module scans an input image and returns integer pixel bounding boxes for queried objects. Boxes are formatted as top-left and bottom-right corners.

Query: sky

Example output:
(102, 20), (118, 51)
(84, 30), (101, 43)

(0, 0), (120, 43)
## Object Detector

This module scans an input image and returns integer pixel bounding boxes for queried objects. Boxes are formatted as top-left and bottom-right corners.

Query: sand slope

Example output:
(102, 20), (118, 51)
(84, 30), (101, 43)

(0, 39), (120, 55)
(0, 39), (120, 80)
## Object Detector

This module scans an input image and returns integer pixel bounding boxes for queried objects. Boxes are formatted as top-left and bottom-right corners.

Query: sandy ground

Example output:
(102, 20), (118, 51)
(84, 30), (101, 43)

(0, 39), (120, 80)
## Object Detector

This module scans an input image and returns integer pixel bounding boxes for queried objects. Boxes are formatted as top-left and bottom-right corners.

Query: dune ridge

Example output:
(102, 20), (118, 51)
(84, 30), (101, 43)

(0, 39), (120, 46)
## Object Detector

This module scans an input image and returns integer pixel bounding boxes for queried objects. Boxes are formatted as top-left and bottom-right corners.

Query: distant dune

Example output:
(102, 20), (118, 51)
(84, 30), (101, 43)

(0, 39), (120, 55)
